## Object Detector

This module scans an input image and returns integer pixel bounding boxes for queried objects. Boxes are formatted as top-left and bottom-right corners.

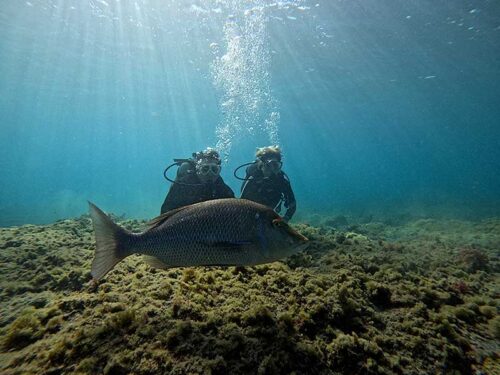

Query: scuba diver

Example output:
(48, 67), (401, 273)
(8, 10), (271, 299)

(236, 146), (296, 222)
(160, 148), (234, 214)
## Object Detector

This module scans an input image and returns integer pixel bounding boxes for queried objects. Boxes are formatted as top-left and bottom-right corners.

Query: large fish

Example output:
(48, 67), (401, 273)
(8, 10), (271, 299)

(88, 198), (308, 281)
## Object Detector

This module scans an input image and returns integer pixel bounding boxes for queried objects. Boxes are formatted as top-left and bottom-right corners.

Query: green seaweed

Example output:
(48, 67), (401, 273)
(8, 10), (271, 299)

(489, 316), (500, 340)
(2, 309), (44, 350)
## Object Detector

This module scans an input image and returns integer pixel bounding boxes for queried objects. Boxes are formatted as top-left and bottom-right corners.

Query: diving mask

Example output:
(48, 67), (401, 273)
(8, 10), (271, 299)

(261, 158), (282, 174)
(197, 163), (221, 176)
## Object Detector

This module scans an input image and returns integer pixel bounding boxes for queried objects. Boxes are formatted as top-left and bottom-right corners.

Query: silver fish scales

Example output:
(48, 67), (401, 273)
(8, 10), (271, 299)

(89, 198), (308, 281)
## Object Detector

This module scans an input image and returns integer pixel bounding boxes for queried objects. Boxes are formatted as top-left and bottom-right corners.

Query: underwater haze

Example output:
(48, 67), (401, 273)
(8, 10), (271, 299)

(1, 0), (500, 225)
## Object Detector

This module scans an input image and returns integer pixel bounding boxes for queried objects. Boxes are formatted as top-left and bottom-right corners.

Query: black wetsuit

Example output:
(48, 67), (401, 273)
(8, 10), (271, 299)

(161, 161), (235, 214)
(240, 163), (296, 221)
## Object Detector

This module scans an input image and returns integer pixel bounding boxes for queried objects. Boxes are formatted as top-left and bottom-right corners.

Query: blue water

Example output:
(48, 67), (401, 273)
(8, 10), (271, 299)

(1, 0), (499, 226)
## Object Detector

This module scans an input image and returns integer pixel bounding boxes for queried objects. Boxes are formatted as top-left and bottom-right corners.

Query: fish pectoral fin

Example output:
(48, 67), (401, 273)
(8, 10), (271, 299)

(203, 240), (252, 248)
(143, 255), (170, 269)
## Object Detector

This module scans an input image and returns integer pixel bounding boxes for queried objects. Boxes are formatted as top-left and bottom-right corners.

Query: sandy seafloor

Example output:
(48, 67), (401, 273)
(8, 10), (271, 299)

(0, 213), (498, 375)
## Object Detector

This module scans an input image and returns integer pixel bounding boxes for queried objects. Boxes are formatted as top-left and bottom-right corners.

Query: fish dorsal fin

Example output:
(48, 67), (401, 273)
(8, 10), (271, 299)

(147, 206), (190, 230)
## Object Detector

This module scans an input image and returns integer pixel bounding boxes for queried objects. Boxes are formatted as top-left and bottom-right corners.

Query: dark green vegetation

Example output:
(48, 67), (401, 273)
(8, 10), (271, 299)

(0, 214), (498, 374)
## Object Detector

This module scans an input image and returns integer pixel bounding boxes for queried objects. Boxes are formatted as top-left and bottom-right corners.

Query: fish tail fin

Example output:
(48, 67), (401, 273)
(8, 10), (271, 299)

(88, 201), (132, 281)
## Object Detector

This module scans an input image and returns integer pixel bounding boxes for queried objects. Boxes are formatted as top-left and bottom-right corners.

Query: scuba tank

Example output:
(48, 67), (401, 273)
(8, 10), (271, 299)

(163, 158), (204, 186)
(236, 160), (289, 213)
(235, 160), (290, 182)
(164, 149), (223, 186)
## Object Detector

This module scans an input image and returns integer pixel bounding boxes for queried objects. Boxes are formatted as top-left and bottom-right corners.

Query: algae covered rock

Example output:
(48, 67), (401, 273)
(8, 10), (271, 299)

(457, 246), (490, 273)
(0, 215), (499, 375)
(2, 310), (44, 350)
